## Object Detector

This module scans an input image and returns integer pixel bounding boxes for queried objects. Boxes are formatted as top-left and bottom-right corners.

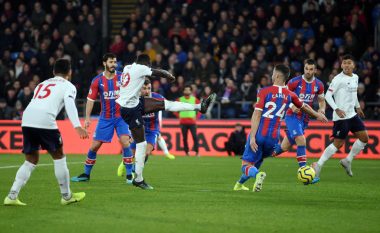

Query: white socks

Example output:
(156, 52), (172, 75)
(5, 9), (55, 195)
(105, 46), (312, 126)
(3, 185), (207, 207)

(135, 141), (147, 182)
(54, 157), (71, 200)
(164, 99), (200, 111)
(346, 139), (367, 162)
(157, 136), (169, 155)
(318, 143), (338, 167)
(8, 161), (36, 200)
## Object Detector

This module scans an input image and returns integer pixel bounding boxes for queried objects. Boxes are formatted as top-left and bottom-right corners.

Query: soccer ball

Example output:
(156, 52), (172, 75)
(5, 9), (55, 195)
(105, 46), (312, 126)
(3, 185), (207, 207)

(297, 165), (316, 184)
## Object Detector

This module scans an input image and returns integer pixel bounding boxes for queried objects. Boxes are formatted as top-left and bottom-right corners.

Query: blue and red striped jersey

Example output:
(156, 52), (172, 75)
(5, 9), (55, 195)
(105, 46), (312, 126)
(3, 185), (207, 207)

(143, 92), (164, 132)
(87, 72), (122, 119)
(286, 76), (324, 123)
(255, 85), (304, 139)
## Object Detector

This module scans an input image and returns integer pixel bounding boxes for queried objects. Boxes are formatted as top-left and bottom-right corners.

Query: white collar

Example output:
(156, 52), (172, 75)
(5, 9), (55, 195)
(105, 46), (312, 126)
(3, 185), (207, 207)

(302, 75), (315, 83)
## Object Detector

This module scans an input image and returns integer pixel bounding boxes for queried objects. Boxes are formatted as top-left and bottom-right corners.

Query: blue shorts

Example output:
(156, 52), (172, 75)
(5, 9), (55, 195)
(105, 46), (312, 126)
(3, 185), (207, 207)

(93, 117), (131, 143)
(120, 97), (145, 129)
(284, 116), (307, 145)
(332, 115), (366, 139)
(130, 130), (159, 149)
(242, 134), (278, 169)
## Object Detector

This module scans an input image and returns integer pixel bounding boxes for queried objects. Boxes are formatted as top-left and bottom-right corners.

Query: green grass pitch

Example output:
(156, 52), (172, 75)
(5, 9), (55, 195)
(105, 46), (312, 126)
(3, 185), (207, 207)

(0, 154), (379, 233)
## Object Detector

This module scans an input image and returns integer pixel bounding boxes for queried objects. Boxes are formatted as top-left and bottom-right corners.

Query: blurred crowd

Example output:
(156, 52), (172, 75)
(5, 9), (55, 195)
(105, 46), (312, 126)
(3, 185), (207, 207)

(1, 0), (380, 120)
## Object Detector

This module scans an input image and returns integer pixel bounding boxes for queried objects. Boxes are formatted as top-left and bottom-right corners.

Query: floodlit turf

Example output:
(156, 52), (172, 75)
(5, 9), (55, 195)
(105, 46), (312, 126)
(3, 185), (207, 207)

(0, 154), (379, 233)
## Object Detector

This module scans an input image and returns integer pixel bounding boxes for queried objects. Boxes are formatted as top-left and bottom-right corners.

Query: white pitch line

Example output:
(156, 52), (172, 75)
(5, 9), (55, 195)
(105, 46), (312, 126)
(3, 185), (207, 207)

(0, 162), (83, 169)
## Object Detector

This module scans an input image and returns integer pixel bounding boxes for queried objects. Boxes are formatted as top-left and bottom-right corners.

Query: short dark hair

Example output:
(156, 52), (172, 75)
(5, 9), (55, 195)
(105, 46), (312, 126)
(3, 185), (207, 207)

(102, 53), (117, 62)
(342, 54), (355, 62)
(304, 59), (316, 66)
(136, 54), (151, 66)
(144, 77), (151, 85)
(274, 64), (290, 80)
(184, 84), (192, 91)
(53, 59), (71, 75)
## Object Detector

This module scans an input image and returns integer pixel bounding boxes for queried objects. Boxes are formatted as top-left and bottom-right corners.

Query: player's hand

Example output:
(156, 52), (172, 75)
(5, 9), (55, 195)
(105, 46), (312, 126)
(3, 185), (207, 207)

(250, 137), (258, 152)
(335, 109), (346, 118)
(318, 109), (325, 115)
(291, 105), (300, 113)
(75, 127), (89, 139)
(356, 107), (365, 118)
(316, 112), (328, 123)
(84, 118), (91, 129)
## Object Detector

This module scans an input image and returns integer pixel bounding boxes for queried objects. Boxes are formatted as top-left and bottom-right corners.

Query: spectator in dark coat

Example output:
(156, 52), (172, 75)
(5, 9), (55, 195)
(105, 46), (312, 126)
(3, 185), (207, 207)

(225, 123), (246, 156)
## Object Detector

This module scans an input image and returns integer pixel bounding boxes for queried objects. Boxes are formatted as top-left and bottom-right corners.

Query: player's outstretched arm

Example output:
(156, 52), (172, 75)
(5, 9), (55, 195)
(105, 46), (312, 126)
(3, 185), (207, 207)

(249, 109), (262, 152)
(300, 104), (328, 122)
(151, 68), (175, 83)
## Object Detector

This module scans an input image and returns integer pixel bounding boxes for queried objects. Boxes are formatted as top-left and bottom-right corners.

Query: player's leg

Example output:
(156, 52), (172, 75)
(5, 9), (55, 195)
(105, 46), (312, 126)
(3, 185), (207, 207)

(273, 117), (299, 157)
(130, 127), (153, 189)
(120, 100), (152, 189)
(340, 116), (368, 176)
(234, 135), (265, 191)
(5, 127), (40, 206)
(115, 117), (134, 182)
(157, 134), (175, 159)
(315, 120), (348, 178)
(36, 128), (85, 205)
(189, 125), (199, 156)
(273, 135), (292, 157)
(143, 94), (216, 114)
(72, 118), (114, 181)
(294, 135), (307, 168)
(119, 135), (134, 183)
(71, 140), (103, 182)
(49, 147), (85, 205)
(181, 125), (190, 155)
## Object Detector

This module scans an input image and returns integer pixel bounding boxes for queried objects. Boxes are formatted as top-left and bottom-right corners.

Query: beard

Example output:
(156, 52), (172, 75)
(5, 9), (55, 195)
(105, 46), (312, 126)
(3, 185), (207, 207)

(107, 66), (116, 73)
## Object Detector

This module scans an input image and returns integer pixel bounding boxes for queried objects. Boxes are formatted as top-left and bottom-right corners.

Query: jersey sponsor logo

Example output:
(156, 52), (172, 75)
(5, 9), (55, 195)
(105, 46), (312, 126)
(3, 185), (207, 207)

(346, 82), (357, 92)
(299, 93), (315, 102)
(103, 90), (120, 99)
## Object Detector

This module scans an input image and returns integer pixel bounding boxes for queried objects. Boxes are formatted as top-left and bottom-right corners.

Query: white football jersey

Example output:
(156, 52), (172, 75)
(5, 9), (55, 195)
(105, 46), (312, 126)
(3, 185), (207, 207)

(22, 76), (78, 129)
(116, 63), (153, 108)
(326, 72), (359, 121)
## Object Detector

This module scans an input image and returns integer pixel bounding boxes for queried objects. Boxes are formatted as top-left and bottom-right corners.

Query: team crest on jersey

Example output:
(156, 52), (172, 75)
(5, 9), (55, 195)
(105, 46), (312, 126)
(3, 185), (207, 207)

(314, 86), (318, 92)
(116, 81), (121, 87)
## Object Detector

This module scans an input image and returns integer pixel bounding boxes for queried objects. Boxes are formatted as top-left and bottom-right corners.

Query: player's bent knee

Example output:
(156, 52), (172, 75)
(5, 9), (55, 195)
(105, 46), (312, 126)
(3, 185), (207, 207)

(26, 154), (39, 165)
(91, 140), (103, 151)
(294, 136), (306, 146)
(333, 140), (344, 149)
(119, 136), (131, 147)
(360, 135), (369, 144)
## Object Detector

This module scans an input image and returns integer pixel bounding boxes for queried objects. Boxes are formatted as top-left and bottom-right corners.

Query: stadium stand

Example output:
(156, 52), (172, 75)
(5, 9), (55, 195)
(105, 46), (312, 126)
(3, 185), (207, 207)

(0, 0), (379, 119)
